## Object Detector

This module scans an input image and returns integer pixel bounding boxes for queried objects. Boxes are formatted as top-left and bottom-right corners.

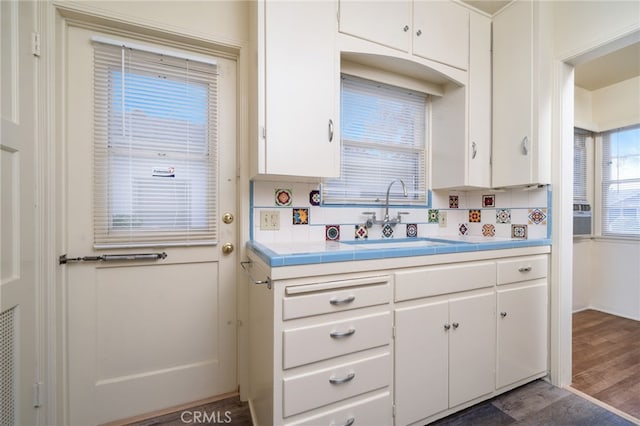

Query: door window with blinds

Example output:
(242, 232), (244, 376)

(601, 124), (640, 237)
(323, 75), (427, 205)
(92, 39), (218, 247)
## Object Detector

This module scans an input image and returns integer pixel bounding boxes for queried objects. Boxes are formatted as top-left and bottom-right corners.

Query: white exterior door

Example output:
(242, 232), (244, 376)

(62, 26), (237, 425)
(1, 1), (39, 425)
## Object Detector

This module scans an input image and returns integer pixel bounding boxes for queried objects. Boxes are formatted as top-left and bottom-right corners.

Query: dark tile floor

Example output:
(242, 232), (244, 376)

(129, 379), (637, 425)
(432, 380), (638, 426)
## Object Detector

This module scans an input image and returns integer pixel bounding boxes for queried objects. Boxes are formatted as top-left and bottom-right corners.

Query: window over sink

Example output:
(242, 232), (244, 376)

(322, 74), (428, 205)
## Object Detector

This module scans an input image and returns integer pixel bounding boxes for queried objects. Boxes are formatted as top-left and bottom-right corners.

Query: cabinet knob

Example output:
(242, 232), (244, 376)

(452, 322), (459, 329)
(444, 323), (451, 331)
(403, 25), (410, 32)
(501, 312), (508, 318)
(416, 29), (422, 36)
(518, 266), (533, 273)
(472, 141), (478, 159)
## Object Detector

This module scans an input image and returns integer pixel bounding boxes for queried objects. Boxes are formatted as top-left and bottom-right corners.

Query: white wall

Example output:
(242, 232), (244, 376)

(575, 77), (640, 132)
(572, 239), (591, 312)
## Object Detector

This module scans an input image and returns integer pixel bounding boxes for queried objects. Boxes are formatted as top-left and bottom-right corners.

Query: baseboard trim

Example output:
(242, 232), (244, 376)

(566, 386), (640, 425)
(573, 306), (640, 322)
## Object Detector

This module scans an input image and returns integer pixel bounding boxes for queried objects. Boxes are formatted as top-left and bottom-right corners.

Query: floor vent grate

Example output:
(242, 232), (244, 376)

(0, 307), (16, 426)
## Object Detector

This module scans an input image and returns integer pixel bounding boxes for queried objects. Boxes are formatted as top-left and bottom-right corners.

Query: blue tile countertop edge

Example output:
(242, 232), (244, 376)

(247, 238), (553, 268)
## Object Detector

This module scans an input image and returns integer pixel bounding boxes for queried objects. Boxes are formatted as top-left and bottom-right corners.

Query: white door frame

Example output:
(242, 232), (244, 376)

(549, 29), (640, 389)
(38, 3), (251, 424)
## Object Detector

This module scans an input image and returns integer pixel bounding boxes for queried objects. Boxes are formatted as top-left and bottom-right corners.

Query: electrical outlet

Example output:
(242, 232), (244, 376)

(260, 210), (280, 230)
(439, 211), (448, 228)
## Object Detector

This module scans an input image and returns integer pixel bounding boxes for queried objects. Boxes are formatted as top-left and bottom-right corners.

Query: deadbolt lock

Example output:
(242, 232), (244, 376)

(222, 243), (234, 255)
(222, 213), (234, 224)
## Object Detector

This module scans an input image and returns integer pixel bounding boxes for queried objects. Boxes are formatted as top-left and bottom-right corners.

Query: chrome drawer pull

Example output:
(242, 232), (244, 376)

(331, 417), (355, 426)
(329, 372), (355, 385)
(518, 266), (533, 273)
(329, 295), (355, 305)
(330, 328), (356, 339)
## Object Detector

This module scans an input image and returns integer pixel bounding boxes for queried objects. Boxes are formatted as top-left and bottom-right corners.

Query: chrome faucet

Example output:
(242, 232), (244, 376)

(363, 179), (409, 227)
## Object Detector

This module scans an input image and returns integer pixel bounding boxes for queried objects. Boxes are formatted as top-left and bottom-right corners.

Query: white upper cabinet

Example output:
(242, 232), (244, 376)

(492, 0), (552, 187)
(339, 0), (411, 52)
(412, 1), (469, 70)
(254, 0), (340, 178)
(431, 10), (491, 190)
(339, 0), (470, 71)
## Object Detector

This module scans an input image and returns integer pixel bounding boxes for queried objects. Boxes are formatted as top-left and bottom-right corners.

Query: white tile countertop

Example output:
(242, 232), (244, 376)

(247, 236), (552, 267)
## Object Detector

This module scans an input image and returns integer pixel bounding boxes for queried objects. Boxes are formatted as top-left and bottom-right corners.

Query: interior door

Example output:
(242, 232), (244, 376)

(1, 1), (39, 425)
(62, 26), (237, 425)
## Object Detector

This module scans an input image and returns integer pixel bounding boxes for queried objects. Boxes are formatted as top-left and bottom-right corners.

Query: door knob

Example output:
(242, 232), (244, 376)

(222, 212), (234, 224)
(222, 243), (234, 254)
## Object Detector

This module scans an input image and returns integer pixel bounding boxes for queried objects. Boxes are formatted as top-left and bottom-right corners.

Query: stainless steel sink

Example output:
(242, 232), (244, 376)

(341, 237), (462, 250)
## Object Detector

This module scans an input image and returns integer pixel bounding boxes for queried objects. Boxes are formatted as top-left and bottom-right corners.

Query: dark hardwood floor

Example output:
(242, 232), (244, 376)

(572, 309), (640, 420)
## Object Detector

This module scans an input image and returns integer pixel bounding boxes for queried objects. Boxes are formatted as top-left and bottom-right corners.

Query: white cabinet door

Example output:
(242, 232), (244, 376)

(394, 300), (449, 426)
(467, 11), (492, 188)
(448, 291), (496, 407)
(492, 0), (533, 187)
(261, 0), (340, 178)
(492, 0), (552, 188)
(412, 1), (469, 70)
(496, 281), (548, 389)
(338, 0), (411, 52)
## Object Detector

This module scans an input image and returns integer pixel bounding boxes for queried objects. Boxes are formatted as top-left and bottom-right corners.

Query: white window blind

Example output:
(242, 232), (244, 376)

(601, 125), (640, 237)
(574, 128), (589, 203)
(323, 75), (427, 204)
(93, 40), (218, 247)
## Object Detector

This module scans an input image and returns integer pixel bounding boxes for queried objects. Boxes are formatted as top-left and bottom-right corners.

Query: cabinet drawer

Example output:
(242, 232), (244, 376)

(283, 312), (390, 369)
(497, 255), (548, 285)
(395, 261), (496, 301)
(283, 352), (390, 417)
(283, 276), (390, 320)
(285, 391), (391, 426)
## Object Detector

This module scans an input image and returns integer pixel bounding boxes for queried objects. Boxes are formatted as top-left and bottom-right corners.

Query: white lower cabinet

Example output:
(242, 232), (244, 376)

(394, 290), (495, 425)
(248, 249), (550, 426)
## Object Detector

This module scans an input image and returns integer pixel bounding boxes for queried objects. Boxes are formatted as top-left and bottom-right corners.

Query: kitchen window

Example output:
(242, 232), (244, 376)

(322, 75), (428, 205)
(600, 124), (640, 237)
(92, 39), (218, 247)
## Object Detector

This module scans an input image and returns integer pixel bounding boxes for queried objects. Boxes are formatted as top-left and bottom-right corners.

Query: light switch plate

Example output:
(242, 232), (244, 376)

(260, 210), (280, 230)
(439, 211), (448, 228)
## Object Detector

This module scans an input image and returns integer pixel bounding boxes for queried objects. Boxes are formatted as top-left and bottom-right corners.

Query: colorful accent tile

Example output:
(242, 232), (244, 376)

(482, 194), (495, 208)
(511, 224), (528, 239)
(496, 209), (511, 224)
(458, 223), (470, 236)
(355, 224), (368, 240)
(292, 208), (309, 225)
(449, 195), (459, 208)
(325, 225), (340, 241)
(275, 189), (292, 206)
(528, 208), (547, 225)
(469, 209), (482, 223)
(427, 209), (439, 224)
(482, 224), (496, 237)
(382, 224), (394, 238)
(406, 224), (418, 238)
(309, 190), (321, 206)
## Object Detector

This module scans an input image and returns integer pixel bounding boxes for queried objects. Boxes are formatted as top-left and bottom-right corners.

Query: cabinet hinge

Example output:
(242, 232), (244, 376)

(392, 326), (396, 339)
(33, 382), (43, 408)
(392, 404), (396, 418)
(261, 126), (266, 139)
(31, 32), (41, 57)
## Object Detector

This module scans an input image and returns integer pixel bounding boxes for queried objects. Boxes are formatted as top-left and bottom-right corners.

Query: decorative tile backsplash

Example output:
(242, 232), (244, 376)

(251, 180), (551, 243)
